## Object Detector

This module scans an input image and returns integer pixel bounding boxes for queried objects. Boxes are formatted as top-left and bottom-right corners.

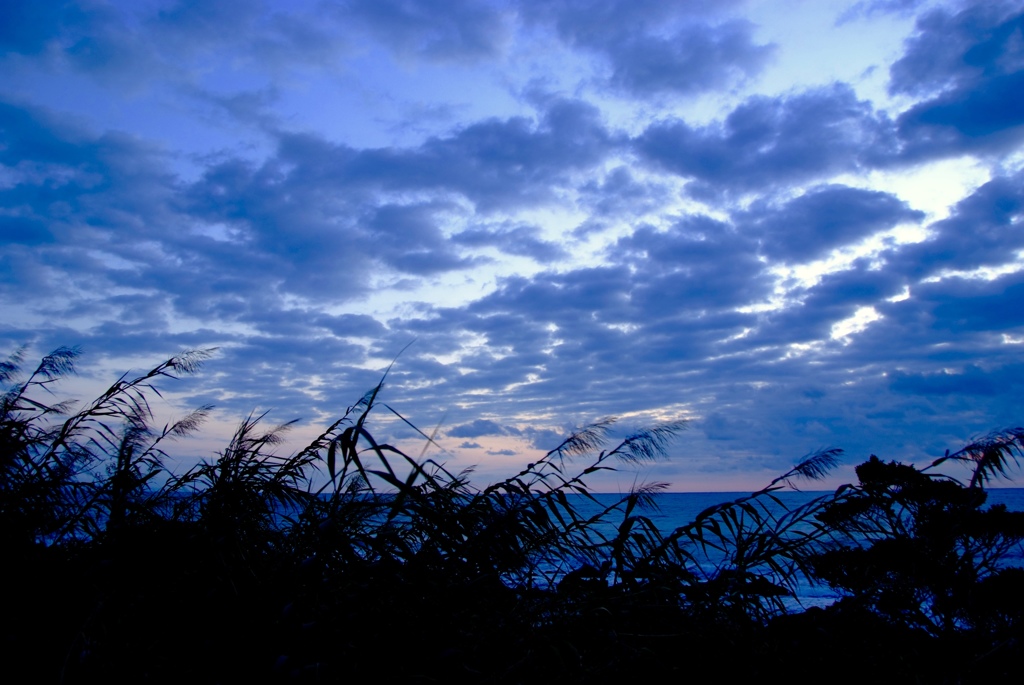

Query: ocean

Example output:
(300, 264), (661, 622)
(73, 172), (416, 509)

(588, 488), (1024, 533)
(572, 488), (1024, 609)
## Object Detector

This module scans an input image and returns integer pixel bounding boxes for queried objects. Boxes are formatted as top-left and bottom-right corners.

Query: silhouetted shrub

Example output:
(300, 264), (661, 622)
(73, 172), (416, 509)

(3, 346), (1023, 682)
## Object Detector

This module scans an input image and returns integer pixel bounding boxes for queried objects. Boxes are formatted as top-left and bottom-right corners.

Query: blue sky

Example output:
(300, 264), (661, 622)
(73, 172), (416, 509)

(2, 0), (1023, 490)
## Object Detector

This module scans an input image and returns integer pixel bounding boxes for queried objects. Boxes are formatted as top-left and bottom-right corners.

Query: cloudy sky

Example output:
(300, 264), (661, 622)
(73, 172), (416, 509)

(2, 0), (1023, 490)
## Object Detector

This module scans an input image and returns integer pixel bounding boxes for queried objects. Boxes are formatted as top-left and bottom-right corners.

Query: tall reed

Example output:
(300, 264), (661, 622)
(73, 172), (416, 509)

(3, 346), (1023, 682)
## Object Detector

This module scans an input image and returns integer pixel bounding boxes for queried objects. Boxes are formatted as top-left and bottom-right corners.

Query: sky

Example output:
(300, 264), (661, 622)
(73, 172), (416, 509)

(2, 0), (1024, 491)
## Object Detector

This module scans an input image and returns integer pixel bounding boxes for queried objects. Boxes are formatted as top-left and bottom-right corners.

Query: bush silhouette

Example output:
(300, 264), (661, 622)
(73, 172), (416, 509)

(811, 453), (1024, 634)
(3, 346), (1024, 682)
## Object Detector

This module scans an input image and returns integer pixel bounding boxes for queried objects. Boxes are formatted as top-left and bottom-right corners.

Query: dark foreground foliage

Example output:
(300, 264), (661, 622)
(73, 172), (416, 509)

(3, 348), (1024, 683)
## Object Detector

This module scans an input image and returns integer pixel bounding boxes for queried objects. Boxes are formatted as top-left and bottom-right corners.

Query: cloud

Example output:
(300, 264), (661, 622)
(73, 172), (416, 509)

(702, 411), (760, 441)
(518, 0), (741, 44)
(447, 418), (518, 438)
(0, 216), (54, 245)
(3, 0), (1024, 490)
(742, 259), (906, 349)
(0, 1), (350, 95)
(154, 0), (265, 51)
(519, 0), (770, 97)
(0, 0), (69, 56)
(264, 96), (615, 213)
(150, 0), (352, 75)
(172, 96), (616, 302)
(889, 364), (1015, 396)
(612, 214), (770, 309)
(371, 174), (1023, 476)
(522, 426), (567, 450)
(925, 272), (1024, 334)
(383, 218), (777, 422)
(837, 0), (929, 24)
(575, 166), (671, 224)
(735, 185), (925, 263)
(187, 86), (284, 133)
(34, 1), (166, 88)
(0, 97), (93, 166)
(600, 20), (774, 97)
(364, 202), (481, 275)
(311, 313), (389, 339)
(888, 2), (1023, 97)
(891, 2), (1024, 158)
(339, 0), (511, 62)
(147, 0), (355, 82)
(453, 222), (570, 263)
(634, 84), (896, 198)
(801, 259), (907, 309)
(0, 98), (180, 306)
(884, 169), (1024, 279)
(0, 99), (393, 410)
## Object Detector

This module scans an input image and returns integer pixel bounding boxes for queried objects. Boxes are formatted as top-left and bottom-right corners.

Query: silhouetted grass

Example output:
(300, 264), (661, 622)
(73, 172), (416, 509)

(3, 347), (1024, 683)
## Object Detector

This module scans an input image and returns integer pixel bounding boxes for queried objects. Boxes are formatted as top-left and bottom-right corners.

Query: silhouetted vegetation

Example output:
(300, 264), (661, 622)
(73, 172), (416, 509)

(3, 347), (1024, 683)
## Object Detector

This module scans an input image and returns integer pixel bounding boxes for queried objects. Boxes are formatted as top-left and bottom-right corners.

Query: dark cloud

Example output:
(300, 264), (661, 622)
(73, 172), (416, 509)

(382, 217), (776, 419)
(522, 426), (566, 450)
(181, 156), (375, 301)
(339, 0), (510, 62)
(0, 97), (93, 165)
(310, 313), (389, 339)
(634, 84), (896, 197)
(453, 222), (569, 263)
(148, 0), (351, 77)
(0, 98), (394, 396)
(741, 259), (906, 350)
(891, 3), (1024, 158)
(4, 0), (1024, 489)
(601, 21), (774, 97)
(519, 0), (766, 97)
(925, 272), (1024, 334)
(0, 1), (348, 93)
(831, 269), (1024, 401)
(613, 214), (769, 309)
(578, 166), (661, 212)
(469, 265), (636, 328)
(803, 259), (906, 309)
(176, 96), (615, 299)
(633, 6), (1024, 184)
(897, 73), (1024, 156)
(0, 98), (181, 308)
(518, 0), (739, 46)
(702, 411), (761, 441)
(448, 418), (514, 438)
(0, 0), (70, 55)
(269, 96), (615, 212)
(735, 185), (925, 262)
(884, 169), (1024, 279)
(889, 2), (1023, 97)
(43, 2), (164, 87)
(187, 86), (283, 133)
(0, 216), (54, 246)
(574, 166), (672, 234)
(364, 203), (480, 275)
(837, 0), (928, 24)
(890, 364), (1017, 396)
(370, 170), (1024, 474)
(155, 0), (264, 48)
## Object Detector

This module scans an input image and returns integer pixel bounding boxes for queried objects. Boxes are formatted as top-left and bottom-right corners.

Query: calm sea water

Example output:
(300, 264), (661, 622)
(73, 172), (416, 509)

(588, 488), (1024, 532)
(574, 489), (1024, 609)
(290, 487), (1024, 609)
